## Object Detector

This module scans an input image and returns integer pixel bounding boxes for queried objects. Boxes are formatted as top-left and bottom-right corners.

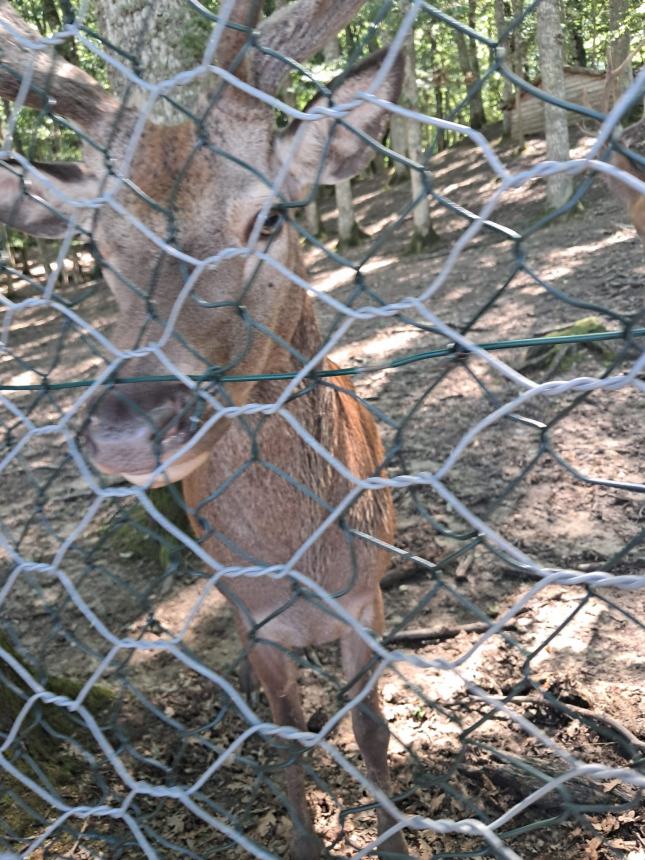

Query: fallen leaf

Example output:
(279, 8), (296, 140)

(607, 839), (638, 851)
(256, 811), (277, 838)
(584, 836), (602, 860)
(167, 812), (186, 834)
(429, 793), (445, 815)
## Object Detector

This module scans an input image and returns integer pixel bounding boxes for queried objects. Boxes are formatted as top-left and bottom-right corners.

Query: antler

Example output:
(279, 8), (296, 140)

(620, 117), (645, 164)
(215, 0), (263, 77)
(0, 0), (372, 127)
(0, 2), (117, 131)
(217, 0), (366, 96)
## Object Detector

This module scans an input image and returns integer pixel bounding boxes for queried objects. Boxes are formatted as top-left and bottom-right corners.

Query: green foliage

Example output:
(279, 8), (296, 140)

(4, 0), (644, 166)
(4, 2), (111, 160)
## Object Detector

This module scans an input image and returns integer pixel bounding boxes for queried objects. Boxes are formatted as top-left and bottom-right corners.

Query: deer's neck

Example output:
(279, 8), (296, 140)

(252, 294), (324, 405)
(291, 293), (323, 359)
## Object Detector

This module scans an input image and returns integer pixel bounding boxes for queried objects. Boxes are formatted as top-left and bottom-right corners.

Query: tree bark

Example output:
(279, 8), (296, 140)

(454, 4), (486, 132)
(304, 199), (321, 237)
(335, 178), (365, 248)
(402, 32), (439, 252)
(389, 114), (408, 180)
(325, 36), (364, 248)
(277, 10), (322, 238)
(536, 0), (573, 210)
(605, 0), (633, 110)
(94, 0), (210, 123)
(454, 32), (480, 129)
(510, 0), (525, 147)
(428, 29), (445, 152)
(0, 632), (113, 785)
(495, 0), (512, 138)
(568, 25), (587, 67)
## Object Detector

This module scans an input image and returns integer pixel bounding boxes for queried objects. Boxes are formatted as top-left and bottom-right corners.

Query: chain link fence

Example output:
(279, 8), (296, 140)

(1, 0), (644, 858)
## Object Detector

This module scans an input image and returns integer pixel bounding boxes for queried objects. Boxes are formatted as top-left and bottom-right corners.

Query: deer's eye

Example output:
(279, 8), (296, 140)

(258, 209), (284, 239)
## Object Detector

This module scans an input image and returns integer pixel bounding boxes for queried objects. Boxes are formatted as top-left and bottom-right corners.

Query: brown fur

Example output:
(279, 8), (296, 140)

(606, 118), (645, 246)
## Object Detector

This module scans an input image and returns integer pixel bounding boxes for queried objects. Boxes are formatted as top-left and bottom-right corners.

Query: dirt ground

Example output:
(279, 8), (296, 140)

(1, 129), (644, 860)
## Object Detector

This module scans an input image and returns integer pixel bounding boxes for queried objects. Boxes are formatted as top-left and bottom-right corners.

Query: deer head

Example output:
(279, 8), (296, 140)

(0, 0), (403, 485)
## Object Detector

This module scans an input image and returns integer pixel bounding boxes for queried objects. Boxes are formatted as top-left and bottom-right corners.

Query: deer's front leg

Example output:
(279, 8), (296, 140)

(341, 593), (409, 858)
(245, 638), (322, 860)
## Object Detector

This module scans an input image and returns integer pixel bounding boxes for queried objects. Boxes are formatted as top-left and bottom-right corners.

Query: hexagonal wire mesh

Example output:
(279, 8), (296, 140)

(0, 0), (644, 858)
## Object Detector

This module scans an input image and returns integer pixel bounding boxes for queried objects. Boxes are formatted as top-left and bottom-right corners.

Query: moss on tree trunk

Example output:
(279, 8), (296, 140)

(0, 632), (114, 837)
(110, 484), (193, 570)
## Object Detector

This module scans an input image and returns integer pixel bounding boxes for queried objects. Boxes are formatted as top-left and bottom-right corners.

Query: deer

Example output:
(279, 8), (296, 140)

(605, 116), (645, 246)
(0, 2), (409, 857)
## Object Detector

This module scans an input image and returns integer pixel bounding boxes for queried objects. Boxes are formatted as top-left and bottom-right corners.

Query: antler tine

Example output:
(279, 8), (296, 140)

(621, 117), (644, 162)
(216, 0), (263, 77)
(252, 0), (366, 95)
(0, 2), (117, 132)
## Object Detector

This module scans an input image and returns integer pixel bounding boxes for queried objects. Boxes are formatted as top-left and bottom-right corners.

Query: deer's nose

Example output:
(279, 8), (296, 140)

(83, 383), (198, 476)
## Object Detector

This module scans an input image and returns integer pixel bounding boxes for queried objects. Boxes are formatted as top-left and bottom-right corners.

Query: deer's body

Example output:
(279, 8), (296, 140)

(607, 116), (645, 246)
(0, 2), (408, 855)
(184, 347), (395, 649)
(182, 302), (399, 859)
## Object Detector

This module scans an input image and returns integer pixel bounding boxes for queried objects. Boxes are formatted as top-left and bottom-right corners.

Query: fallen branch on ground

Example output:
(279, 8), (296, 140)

(387, 620), (518, 644)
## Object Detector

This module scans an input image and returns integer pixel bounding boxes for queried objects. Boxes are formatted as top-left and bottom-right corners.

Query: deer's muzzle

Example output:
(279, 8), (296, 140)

(83, 382), (209, 486)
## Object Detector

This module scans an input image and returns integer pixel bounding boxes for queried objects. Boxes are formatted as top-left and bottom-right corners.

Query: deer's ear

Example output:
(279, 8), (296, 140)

(0, 161), (99, 238)
(275, 48), (403, 197)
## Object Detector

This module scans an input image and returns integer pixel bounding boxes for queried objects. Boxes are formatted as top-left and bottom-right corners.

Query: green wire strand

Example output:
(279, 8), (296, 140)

(2, 327), (643, 393)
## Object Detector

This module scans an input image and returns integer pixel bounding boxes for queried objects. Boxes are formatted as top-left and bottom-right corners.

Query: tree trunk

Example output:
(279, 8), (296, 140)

(304, 199), (321, 238)
(95, 0), (210, 123)
(0, 629), (114, 824)
(467, 0), (486, 129)
(372, 140), (388, 176)
(428, 29), (445, 152)
(276, 11), (322, 238)
(389, 114), (408, 180)
(536, 0), (573, 210)
(454, 18), (486, 130)
(568, 25), (587, 67)
(402, 32), (439, 252)
(335, 178), (365, 248)
(510, 0), (525, 147)
(324, 36), (365, 249)
(605, 0), (633, 111)
(495, 0), (512, 138)
(43, 0), (80, 64)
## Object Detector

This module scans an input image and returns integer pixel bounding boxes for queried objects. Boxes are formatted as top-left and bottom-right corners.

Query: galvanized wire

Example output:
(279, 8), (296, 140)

(1, 1), (644, 859)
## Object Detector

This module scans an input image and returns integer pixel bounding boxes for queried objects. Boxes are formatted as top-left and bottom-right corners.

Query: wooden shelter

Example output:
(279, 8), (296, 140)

(508, 66), (606, 138)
